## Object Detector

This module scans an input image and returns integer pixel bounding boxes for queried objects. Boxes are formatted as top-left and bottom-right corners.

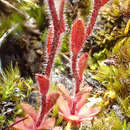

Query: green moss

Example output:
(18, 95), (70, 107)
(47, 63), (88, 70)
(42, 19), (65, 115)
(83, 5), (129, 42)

(0, 64), (33, 129)
(92, 111), (130, 130)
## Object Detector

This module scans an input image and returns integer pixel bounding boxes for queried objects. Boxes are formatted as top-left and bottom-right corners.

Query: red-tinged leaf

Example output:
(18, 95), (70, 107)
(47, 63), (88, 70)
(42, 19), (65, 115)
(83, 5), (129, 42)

(57, 84), (73, 109)
(23, 115), (35, 129)
(78, 104), (100, 118)
(76, 86), (92, 97)
(59, 0), (65, 33)
(57, 96), (70, 116)
(38, 118), (55, 130)
(78, 53), (88, 80)
(20, 103), (37, 122)
(71, 19), (85, 56)
(45, 92), (60, 114)
(64, 115), (80, 123)
(47, 27), (53, 56)
(53, 127), (63, 130)
(36, 74), (49, 95)
(74, 87), (92, 113)
(12, 118), (29, 130)
(75, 93), (88, 114)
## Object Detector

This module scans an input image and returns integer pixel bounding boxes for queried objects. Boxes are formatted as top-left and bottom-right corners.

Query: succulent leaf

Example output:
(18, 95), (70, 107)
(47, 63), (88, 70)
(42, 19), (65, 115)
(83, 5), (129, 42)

(12, 117), (29, 130)
(78, 104), (100, 119)
(57, 84), (73, 109)
(78, 53), (88, 80)
(20, 103), (37, 122)
(36, 74), (49, 96)
(45, 92), (60, 114)
(38, 118), (56, 130)
(71, 19), (85, 56)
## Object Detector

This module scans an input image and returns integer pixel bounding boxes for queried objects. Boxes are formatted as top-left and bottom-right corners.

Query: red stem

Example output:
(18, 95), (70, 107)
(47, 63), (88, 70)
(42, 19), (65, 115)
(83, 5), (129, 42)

(72, 55), (81, 94)
(48, 0), (59, 32)
(45, 32), (60, 77)
(36, 95), (46, 127)
(85, 5), (100, 39)
(71, 99), (77, 115)
(45, 0), (65, 77)
(71, 3), (101, 114)
(59, 0), (65, 33)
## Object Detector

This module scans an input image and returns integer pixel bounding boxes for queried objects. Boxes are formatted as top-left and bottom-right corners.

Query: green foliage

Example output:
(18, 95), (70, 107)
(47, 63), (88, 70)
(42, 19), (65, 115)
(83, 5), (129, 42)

(55, 56), (65, 73)
(118, 96), (130, 118)
(26, 5), (48, 29)
(0, 64), (33, 129)
(61, 34), (69, 53)
(92, 111), (130, 130)
(94, 64), (122, 92)
(0, 0), (48, 38)
(0, 12), (24, 37)
(86, 10), (130, 128)
(0, 64), (32, 100)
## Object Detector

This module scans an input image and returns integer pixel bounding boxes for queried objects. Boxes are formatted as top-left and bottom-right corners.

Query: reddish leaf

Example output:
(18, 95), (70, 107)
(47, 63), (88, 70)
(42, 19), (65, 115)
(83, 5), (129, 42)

(47, 27), (53, 56)
(36, 74), (49, 95)
(12, 117), (30, 130)
(63, 114), (80, 123)
(57, 84), (73, 109)
(78, 104), (100, 119)
(45, 92), (60, 114)
(23, 115), (35, 129)
(58, 96), (70, 116)
(71, 19), (85, 56)
(53, 127), (63, 130)
(78, 53), (88, 80)
(38, 118), (55, 130)
(20, 103), (37, 122)
(75, 87), (92, 113)
(75, 93), (88, 114)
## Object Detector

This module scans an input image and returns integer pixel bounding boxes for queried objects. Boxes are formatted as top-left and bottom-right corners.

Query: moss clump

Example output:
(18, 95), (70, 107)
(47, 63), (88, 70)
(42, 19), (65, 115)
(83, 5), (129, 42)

(86, 1), (130, 128)
(85, 0), (130, 52)
(92, 111), (130, 130)
(0, 64), (33, 129)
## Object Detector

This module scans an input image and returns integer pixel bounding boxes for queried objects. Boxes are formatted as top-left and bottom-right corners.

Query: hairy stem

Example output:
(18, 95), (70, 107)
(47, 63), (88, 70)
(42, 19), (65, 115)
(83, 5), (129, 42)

(59, 0), (65, 33)
(36, 95), (46, 127)
(71, 99), (77, 115)
(48, 0), (59, 32)
(85, 4), (100, 39)
(72, 55), (81, 94)
(45, 32), (60, 77)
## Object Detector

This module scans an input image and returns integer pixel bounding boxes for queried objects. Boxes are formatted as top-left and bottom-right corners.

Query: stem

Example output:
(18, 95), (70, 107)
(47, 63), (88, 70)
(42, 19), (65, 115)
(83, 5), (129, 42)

(45, 0), (65, 77)
(36, 95), (46, 127)
(45, 32), (60, 77)
(59, 0), (65, 33)
(72, 55), (81, 94)
(85, 5), (100, 39)
(48, 0), (59, 32)
(71, 99), (77, 115)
